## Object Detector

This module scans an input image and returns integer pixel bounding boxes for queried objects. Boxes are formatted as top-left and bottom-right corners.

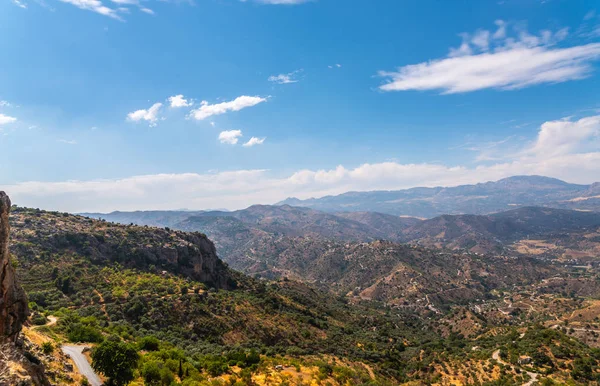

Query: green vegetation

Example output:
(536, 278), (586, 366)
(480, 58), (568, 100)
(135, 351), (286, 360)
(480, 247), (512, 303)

(11, 206), (600, 385)
(92, 339), (139, 386)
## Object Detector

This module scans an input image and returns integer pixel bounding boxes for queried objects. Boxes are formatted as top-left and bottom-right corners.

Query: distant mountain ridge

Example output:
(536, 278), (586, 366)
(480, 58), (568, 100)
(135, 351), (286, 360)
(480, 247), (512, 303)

(82, 202), (600, 274)
(278, 175), (599, 217)
(403, 207), (600, 253)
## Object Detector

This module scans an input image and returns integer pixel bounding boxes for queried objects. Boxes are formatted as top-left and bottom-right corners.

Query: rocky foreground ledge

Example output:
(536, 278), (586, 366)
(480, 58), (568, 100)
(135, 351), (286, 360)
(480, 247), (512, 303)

(0, 192), (49, 386)
(0, 191), (28, 343)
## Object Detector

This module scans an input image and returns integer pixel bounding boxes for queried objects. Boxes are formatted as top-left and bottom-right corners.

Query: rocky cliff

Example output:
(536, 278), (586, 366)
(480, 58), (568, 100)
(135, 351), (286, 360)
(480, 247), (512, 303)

(0, 192), (28, 343)
(10, 206), (237, 290)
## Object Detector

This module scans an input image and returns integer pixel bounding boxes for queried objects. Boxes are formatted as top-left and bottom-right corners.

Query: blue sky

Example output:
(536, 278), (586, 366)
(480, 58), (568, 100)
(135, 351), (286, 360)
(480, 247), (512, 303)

(1, 0), (599, 211)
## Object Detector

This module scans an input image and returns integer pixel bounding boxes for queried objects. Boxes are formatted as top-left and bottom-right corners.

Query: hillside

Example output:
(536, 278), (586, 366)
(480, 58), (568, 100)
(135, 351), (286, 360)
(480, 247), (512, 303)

(84, 204), (600, 270)
(7, 205), (600, 384)
(222, 237), (556, 306)
(12, 207), (235, 289)
(404, 207), (600, 253)
(279, 175), (599, 217)
(8, 207), (438, 384)
(86, 205), (406, 242)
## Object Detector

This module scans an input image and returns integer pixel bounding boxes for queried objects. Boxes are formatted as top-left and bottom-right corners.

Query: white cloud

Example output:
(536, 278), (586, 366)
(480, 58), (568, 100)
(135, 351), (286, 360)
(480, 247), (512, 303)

(0, 101), (13, 108)
(328, 64), (342, 69)
(11, 0), (27, 8)
(471, 29), (491, 51)
(140, 7), (154, 14)
(59, 0), (122, 19)
(379, 22), (600, 94)
(189, 96), (267, 120)
(243, 137), (266, 147)
(0, 114), (17, 125)
(528, 115), (600, 157)
(268, 70), (301, 84)
(493, 19), (506, 39)
(168, 94), (192, 108)
(126, 103), (162, 126)
(218, 130), (243, 145)
(252, 0), (311, 4)
(4, 115), (600, 213)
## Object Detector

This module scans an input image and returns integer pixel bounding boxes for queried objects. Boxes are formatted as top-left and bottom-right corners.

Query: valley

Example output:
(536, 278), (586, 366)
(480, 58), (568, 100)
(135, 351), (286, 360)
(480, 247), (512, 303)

(3, 178), (600, 385)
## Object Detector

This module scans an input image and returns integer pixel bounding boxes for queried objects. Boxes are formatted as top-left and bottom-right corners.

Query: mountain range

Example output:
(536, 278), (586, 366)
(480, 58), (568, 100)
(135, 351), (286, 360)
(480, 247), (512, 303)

(279, 175), (600, 217)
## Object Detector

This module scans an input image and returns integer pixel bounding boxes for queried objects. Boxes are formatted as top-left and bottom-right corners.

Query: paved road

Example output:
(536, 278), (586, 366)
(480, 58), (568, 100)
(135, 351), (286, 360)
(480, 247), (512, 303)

(62, 345), (103, 386)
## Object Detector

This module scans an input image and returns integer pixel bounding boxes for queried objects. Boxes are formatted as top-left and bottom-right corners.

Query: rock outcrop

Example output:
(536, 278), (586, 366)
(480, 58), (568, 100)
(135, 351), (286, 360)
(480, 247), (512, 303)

(0, 192), (28, 343)
(9, 206), (236, 290)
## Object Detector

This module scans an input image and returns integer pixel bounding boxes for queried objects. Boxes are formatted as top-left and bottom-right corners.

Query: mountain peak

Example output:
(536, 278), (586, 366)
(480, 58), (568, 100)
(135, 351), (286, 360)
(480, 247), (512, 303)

(495, 175), (572, 186)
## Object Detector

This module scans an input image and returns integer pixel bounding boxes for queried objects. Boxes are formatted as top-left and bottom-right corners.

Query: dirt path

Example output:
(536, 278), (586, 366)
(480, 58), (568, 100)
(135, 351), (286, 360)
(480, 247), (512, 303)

(93, 289), (110, 320)
(32, 315), (58, 330)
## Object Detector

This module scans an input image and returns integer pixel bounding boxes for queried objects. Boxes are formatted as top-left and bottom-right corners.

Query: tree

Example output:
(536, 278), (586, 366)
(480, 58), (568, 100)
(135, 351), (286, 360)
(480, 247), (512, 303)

(138, 336), (160, 351)
(160, 368), (174, 385)
(92, 340), (139, 386)
(142, 361), (162, 385)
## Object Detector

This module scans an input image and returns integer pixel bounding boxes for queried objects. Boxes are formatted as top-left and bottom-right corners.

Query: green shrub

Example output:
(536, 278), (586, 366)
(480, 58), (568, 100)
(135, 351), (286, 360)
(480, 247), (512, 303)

(31, 313), (48, 326)
(41, 342), (54, 354)
(139, 336), (161, 351)
(142, 361), (162, 385)
(68, 324), (104, 343)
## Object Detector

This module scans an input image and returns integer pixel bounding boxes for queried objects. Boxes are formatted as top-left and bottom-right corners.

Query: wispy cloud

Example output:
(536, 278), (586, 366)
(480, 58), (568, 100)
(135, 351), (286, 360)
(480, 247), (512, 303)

(584, 10), (596, 21)
(244, 0), (312, 4)
(59, 0), (155, 19)
(218, 130), (243, 145)
(189, 96), (267, 120)
(168, 94), (192, 108)
(59, 0), (122, 20)
(126, 102), (162, 127)
(243, 137), (266, 147)
(58, 139), (77, 145)
(268, 70), (302, 84)
(379, 21), (600, 94)
(11, 0), (27, 8)
(328, 64), (342, 69)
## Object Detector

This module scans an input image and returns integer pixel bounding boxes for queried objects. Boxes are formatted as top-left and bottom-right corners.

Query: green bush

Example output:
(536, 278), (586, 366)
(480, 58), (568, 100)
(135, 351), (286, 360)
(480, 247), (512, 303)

(142, 361), (162, 385)
(41, 342), (54, 354)
(68, 324), (104, 343)
(139, 336), (161, 351)
(31, 313), (48, 326)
